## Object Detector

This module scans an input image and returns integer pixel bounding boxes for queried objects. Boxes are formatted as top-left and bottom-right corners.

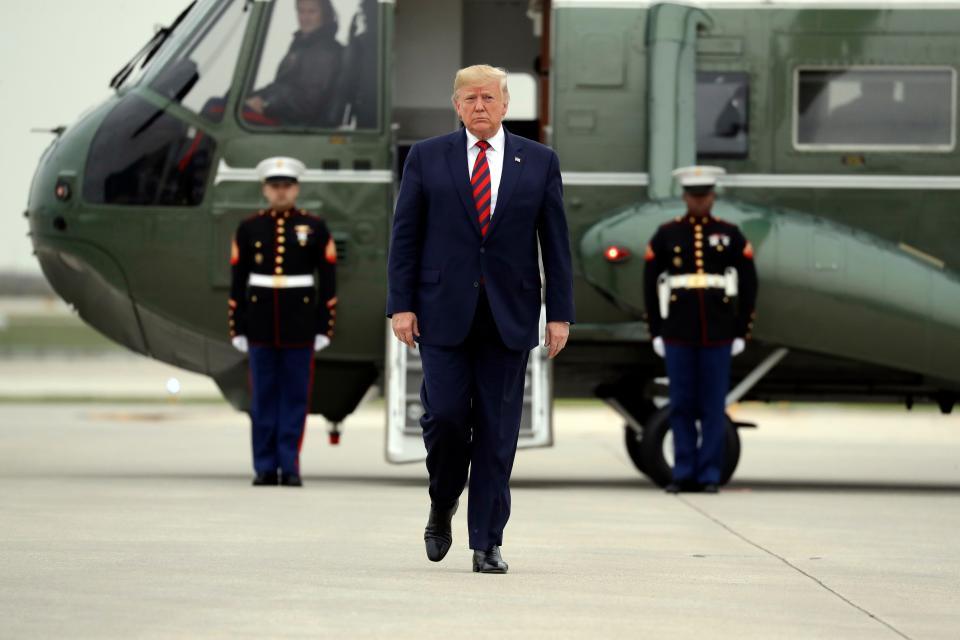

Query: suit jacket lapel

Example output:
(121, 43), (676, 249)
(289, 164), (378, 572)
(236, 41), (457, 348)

(445, 129), (482, 236)
(485, 128), (524, 240)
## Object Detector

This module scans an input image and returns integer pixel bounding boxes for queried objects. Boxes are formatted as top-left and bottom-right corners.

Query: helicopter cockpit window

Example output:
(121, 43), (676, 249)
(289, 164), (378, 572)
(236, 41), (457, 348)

(83, 95), (216, 207)
(147, 0), (250, 124)
(795, 68), (956, 151)
(243, 0), (380, 130)
(696, 72), (749, 160)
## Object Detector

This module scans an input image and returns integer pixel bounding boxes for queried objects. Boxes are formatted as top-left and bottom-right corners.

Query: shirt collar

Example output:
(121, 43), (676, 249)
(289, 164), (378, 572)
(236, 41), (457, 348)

(466, 125), (505, 153)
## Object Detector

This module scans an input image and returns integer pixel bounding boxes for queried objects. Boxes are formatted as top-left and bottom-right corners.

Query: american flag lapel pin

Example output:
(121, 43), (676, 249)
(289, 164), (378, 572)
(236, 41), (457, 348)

(514, 156), (521, 163)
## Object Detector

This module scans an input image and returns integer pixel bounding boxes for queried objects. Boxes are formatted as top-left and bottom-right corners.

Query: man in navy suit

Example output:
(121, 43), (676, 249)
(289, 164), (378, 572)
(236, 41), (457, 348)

(387, 65), (575, 574)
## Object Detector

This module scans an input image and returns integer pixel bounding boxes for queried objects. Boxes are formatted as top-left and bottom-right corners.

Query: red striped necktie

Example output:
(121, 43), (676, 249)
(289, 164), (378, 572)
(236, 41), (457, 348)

(471, 140), (492, 236)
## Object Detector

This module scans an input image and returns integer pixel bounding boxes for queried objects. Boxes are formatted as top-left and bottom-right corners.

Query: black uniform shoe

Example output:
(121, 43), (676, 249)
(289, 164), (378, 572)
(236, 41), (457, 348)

(424, 500), (458, 562)
(665, 480), (699, 494)
(701, 483), (719, 494)
(252, 472), (279, 486)
(280, 474), (303, 487)
(473, 546), (508, 574)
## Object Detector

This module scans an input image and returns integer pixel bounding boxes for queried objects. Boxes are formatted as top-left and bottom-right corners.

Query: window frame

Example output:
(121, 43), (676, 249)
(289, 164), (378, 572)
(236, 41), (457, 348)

(237, 0), (384, 135)
(792, 65), (958, 154)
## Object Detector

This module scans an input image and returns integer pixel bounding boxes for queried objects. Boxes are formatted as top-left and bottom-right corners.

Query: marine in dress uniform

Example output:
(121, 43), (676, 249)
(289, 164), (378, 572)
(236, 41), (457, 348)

(643, 166), (758, 494)
(228, 157), (337, 487)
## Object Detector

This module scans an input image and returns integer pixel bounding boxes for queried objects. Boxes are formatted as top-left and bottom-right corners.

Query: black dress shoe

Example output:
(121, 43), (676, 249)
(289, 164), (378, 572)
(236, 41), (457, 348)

(424, 500), (458, 562)
(665, 480), (699, 494)
(701, 483), (719, 494)
(252, 472), (279, 486)
(280, 474), (303, 487)
(473, 546), (508, 574)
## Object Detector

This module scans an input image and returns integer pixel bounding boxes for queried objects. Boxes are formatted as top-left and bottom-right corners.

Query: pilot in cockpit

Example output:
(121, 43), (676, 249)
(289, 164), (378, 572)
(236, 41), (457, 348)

(245, 0), (344, 127)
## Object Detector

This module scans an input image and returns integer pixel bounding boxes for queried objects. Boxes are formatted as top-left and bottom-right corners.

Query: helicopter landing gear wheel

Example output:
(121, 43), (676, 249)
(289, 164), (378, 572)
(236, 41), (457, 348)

(627, 406), (741, 488)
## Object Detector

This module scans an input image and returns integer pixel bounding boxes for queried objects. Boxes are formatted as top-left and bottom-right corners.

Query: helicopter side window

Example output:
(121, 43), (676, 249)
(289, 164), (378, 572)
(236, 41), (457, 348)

(696, 72), (750, 160)
(242, 0), (380, 130)
(82, 95), (216, 207)
(147, 0), (250, 124)
(795, 68), (955, 151)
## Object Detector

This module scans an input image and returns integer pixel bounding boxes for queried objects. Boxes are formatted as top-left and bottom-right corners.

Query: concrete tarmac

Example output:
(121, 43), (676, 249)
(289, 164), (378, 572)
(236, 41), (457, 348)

(1, 401), (958, 639)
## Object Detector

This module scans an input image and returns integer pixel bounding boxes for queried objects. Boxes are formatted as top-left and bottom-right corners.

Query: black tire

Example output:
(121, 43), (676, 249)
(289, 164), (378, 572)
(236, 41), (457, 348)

(637, 406), (741, 487)
(624, 424), (647, 473)
(621, 399), (658, 474)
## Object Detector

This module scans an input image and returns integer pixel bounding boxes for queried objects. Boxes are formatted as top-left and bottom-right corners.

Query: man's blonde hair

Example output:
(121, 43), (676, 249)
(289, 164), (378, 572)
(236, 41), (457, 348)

(452, 65), (510, 103)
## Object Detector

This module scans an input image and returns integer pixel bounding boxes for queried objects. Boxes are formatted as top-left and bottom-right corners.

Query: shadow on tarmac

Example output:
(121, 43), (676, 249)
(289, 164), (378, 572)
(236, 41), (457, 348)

(14, 472), (960, 494)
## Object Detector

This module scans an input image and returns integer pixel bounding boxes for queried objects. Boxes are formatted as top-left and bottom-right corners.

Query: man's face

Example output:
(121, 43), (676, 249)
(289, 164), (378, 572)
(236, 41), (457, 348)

(683, 191), (715, 217)
(263, 180), (300, 211)
(297, 0), (325, 33)
(453, 80), (508, 140)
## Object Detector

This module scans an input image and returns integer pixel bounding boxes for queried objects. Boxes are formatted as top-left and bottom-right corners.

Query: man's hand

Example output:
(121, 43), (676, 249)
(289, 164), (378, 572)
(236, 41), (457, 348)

(245, 96), (266, 114)
(731, 337), (746, 357)
(391, 312), (419, 348)
(544, 321), (569, 359)
(652, 336), (665, 358)
(231, 336), (249, 354)
(314, 335), (331, 352)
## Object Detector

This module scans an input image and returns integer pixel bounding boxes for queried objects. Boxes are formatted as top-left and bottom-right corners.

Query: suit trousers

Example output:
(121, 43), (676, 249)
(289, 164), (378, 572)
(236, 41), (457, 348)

(248, 345), (315, 476)
(418, 290), (530, 551)
(664, 343), (731, 485)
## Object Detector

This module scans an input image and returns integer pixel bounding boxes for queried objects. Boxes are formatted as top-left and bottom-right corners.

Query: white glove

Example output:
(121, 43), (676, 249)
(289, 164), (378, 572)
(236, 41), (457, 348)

(314, 335), (331, 352)
(231, 336), (248, 354)
(731, 338), (746, 357)
(652, 336), (665, 358)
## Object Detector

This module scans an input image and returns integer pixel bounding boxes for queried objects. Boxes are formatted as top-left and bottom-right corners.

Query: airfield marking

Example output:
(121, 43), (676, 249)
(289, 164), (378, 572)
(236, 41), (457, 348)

(676, 496), (914, 640)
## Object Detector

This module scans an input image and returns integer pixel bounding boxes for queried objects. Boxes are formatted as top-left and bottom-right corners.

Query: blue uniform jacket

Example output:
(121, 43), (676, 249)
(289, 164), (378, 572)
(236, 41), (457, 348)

(387, 128), (575, 351)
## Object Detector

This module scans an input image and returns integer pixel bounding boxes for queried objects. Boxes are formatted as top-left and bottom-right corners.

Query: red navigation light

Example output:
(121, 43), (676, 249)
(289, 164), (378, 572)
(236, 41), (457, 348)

(604, 246), (631, 263)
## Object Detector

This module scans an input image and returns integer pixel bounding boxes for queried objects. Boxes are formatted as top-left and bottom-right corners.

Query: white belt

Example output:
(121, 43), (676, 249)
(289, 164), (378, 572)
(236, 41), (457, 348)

(248, 274), (315, 288)
(658, 268), (739, 319)
(668, 274), (727, 289)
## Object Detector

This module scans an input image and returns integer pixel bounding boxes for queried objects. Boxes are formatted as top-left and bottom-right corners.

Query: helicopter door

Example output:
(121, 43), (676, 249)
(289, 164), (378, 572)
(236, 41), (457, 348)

(385, 306), (553, 464)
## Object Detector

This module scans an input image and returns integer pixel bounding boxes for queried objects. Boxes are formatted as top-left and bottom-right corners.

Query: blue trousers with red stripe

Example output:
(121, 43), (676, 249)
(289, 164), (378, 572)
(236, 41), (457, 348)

(664, 343), (731, 485)
(248, 345), (314, 476)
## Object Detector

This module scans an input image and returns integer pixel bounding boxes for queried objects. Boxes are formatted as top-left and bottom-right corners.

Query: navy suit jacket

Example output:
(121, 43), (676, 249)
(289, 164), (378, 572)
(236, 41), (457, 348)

(387, 128), (575, 352)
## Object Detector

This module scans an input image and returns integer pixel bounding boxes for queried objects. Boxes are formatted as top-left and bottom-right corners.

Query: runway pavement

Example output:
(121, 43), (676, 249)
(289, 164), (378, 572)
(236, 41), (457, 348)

(0, 399), (958, 639)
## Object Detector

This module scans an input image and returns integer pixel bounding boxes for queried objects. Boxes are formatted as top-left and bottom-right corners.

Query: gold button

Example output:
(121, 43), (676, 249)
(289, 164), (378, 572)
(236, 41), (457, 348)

(275, 267), (283, 274)
(303, 296), (310, 304)
(329, 320), (335, 326)
(278, 246), (285, 254)
(717, 246), (725, 252)
(694, 241), (702, 248)
(255, 241), (262, 248)
(229, 320), (235, 326)
(276, 256), (283, 264)
(670, 295), (677, 302)
(278, 236), (285, 244)
(723, 297), (729, 304)
(695, 250), (703, 257)
(251, 295), (258, 302)
(695, 226), (702, 232)
(674, 246), (681, 253)
(697, 269), (704, 274)
(696, 260), (704, 267)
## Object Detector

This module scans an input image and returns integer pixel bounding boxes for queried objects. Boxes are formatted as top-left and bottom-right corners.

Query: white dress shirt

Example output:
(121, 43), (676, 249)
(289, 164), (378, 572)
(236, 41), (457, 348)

(466, 125), (505, 217)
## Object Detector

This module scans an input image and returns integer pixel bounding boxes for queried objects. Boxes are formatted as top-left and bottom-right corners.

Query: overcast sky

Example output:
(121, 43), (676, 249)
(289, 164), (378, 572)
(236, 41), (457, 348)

(0, 0), (189, 275)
